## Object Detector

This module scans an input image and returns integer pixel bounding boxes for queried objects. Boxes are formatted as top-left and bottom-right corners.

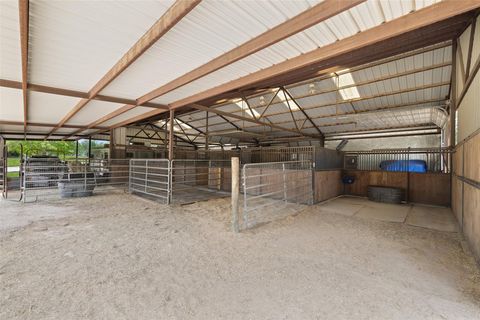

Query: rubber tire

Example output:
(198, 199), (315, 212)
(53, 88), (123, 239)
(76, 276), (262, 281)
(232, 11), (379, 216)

(367, 185), (403, 204)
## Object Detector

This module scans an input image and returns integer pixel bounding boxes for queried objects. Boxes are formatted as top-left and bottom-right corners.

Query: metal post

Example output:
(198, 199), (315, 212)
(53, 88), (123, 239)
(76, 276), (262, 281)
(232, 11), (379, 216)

(231, 157), (240, 233)
(84, 162), (87, 192)
(75, 140), (79, 160)
(145, 159), (148, 193)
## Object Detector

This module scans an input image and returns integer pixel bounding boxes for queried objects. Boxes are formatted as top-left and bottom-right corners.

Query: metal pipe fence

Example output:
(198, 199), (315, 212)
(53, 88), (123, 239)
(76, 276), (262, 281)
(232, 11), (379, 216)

(240, 146), (315, 164)
(0, 157), (5, 197)
(170, 159), (231, 204)
(344, 148), (452, 173)
(129, 159), (170, 204)
(240, 161), (314, 230)
(21, 158), (129, 202)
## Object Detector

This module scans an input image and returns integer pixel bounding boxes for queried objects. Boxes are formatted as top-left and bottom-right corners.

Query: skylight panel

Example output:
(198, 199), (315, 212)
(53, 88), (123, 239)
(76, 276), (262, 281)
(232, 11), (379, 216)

(332, 69), (361, 100)
(234, 99), (260, 118)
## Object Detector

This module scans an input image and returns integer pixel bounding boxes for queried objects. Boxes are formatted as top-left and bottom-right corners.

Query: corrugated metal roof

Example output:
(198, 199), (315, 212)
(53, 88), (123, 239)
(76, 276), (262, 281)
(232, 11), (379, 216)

(28, 0), (174, 92)
(0, 0), (21, 81)
(101, 0), (322, 100)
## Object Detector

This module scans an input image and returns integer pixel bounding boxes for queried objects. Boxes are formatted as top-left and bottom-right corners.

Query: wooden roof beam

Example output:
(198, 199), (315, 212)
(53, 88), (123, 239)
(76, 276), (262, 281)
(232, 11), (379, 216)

(136, 0), (365, 105)
(45, 0), (200, 139)
(18, 0), (29, 136)
(169, 0), (480, 110)
(0, 79), (168, 109)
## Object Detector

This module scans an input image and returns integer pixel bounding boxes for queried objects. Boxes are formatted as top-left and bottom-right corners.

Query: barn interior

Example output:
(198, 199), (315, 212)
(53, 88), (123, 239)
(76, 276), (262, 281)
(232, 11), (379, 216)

(1, 0), (479, 318)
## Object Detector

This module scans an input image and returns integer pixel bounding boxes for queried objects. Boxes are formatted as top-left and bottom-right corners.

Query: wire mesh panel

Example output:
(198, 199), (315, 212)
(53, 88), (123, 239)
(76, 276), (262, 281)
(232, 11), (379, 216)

(0, 157), (5, 196)
(344, 148), (452, 173)
(171, 159), (231, 204)
(241, 161), (313, 230)
(22, 158), (129, 202)
(129, 159), (170, 204)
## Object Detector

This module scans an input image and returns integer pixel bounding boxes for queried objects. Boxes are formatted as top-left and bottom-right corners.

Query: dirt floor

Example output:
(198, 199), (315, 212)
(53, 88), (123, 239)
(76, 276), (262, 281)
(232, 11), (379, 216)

(1, 193), (479, 319)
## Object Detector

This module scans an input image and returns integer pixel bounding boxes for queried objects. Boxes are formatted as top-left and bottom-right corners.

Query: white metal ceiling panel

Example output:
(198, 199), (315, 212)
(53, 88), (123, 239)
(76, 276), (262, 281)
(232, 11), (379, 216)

(29, 0), (174, 91)
(100, 106), (159, 127)
(28, 91), (82, 124)
(0, 0), (21, 81)
(102, 0), (322, 100)
(0, 87), (23, 122)
(66, 100), (125, 126)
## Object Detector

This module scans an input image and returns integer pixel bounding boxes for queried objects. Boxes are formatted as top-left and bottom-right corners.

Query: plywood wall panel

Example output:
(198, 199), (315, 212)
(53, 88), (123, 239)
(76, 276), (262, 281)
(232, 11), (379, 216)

(453, 144), (463, 177)
(409, 173), (451, 206)
(464, 132), (480, 183)
(463, 183), (480, 263)
(452, 176), (463, 226)
(314, 170), (342, 203)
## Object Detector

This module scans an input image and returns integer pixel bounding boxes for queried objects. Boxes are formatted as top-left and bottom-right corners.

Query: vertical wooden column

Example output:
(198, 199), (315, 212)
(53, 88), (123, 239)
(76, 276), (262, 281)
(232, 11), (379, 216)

(450, 41), (457, 148)
(450, 40), (457, 209)
(231, 157), (240, 232)
(168, 109), (174, 161)
(205, 111), (209, 151)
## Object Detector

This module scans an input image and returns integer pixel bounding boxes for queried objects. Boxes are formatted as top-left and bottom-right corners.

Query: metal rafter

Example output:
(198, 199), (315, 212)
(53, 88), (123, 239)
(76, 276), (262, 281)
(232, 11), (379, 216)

(167, 0), (479, 110)
(282, 87), (323, 136)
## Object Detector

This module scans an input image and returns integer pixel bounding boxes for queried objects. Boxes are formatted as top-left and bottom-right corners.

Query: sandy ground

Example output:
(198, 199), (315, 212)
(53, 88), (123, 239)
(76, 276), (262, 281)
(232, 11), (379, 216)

(0, 194), (479, 320)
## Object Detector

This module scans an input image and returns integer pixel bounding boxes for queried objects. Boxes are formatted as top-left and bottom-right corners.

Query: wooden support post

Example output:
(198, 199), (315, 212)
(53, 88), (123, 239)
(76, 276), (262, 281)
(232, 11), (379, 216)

(168, 109), (174, 161)
(450, 40), (457, 147)
(231, 157), (240, 233)
(205, 111), (209, 151)
(75, 140), (79, 160)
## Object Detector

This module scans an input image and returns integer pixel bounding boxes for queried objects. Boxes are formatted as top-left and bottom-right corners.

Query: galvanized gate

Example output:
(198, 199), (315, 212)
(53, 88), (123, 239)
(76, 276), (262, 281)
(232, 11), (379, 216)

(170, 159), (231, 204)
(128, 159), (170, 204)
(21, 159), (129, 202)
(241, 161), (314, 230)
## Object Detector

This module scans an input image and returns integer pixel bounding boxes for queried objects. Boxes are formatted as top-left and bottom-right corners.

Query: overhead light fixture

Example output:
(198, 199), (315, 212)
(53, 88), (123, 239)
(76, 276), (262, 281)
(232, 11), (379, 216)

(308, 83), (316, 95)
(259, 96), (266, 105)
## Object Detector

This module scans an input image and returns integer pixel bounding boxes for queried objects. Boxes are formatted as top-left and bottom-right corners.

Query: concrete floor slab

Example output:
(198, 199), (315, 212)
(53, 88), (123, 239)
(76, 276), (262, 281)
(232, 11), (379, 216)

(406, 206), (459, 232)
(355, 203), (410, 223)
(318, 201), (364, 217)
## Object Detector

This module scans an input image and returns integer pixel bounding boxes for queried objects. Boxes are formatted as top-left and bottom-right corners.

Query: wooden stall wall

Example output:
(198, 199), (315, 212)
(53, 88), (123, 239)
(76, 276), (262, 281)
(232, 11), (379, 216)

(451, 14), (480, 263)
(343, 170), (451, 206)
(314, 170), (342, 203)
(453, 131), (480, 262)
